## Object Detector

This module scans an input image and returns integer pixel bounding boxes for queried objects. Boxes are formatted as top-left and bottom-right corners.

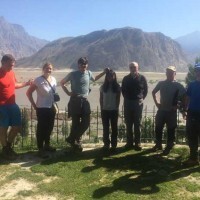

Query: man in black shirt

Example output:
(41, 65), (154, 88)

(122, 62), (148, 150)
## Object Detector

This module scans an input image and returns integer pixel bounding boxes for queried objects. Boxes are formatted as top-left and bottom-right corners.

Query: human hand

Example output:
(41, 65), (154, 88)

(104, 68), (110, 74)
(26, 79), (34, 86)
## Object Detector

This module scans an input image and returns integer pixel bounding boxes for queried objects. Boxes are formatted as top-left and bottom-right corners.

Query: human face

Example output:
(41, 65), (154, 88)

(106, 73), (115, 82)
(43, 65), (53, 76)
(78, 63), (88, 72)
(2, 60), (15, 71)
(129, 64), (139, 75)
(166, 69), (176, 81)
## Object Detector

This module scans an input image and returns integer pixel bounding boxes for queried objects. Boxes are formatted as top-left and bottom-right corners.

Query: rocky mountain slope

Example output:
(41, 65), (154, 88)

(0, 16), (48, 59)
(16, 27), (188, 72)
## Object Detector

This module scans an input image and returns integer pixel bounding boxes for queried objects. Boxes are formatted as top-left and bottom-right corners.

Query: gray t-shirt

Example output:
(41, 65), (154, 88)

(152, 80), (186, 111)
(63, 70), (95, 97)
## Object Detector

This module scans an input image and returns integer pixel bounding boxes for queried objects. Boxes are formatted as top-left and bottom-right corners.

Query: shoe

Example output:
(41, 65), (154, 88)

(110, 147), (117, 153)
(182, 159), (199, 167)
(151, 144), (163, 152)
(162, 144), (174, 156)
(134, 144), (142, 151)
(2, 146), (17, 160)
(44, 145), (56, 152)
(66, 137), (75, 146)
(71, 143), (83, 152)
(102, 145), (110, 150)
(124, 144), (134, 150)
(37, 149), (49, 159)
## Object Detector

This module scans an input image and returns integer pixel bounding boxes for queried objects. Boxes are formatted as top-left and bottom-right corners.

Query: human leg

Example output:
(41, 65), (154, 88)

(133, 103), (143, 150)
(36, 108), (47, 150)
(162, 111), (177, 155)
(66, 115), (81, 145)
(152, 110), (165, 151)
(44, 107), (56, 151)
(101, 110), (110, 148)
(110, 110), (118, 148)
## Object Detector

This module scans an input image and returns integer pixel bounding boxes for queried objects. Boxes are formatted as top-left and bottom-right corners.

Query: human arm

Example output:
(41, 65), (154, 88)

(100, 90), (103, 110)
(116, 86), (121, 109)
(26, 84), (37, 110)
(60, 78), (73, 96)
(15, 79), (33, 89)
(94, 68), (109, 81)
(143, 76), (148, 99)
(152, 84), (160, 109)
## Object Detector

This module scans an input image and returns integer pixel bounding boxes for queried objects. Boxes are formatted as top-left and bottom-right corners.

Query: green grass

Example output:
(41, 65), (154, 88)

(0, 146), (199, 200)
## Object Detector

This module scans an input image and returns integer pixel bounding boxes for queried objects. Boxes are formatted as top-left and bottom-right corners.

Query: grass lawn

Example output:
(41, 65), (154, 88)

(0, 144), (199, 200)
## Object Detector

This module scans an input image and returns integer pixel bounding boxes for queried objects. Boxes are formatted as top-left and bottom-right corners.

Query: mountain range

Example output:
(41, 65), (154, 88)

(16, 27), (188, 72)
(1, 17), (200, 72)
(0, 16), (48, 59)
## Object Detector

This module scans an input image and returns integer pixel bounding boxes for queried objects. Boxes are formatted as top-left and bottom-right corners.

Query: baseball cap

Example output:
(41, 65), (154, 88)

(167, 66), (176, 72)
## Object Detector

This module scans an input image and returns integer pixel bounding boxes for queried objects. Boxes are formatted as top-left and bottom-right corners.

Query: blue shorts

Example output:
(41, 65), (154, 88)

(0, 104), (21, 127)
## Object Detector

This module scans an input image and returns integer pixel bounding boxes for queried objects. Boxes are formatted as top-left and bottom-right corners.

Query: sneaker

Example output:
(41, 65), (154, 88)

(134, 144), (142, 151)
(44, 146), (56, 152)
(182, 159), (199, 167)
(151, 144), (163, 152)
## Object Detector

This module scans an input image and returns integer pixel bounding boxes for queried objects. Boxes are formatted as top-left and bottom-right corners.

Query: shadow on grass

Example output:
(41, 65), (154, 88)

(0, 146), (199, 198)
(37, 146), (199, 197)
(89, 149), (200, 198)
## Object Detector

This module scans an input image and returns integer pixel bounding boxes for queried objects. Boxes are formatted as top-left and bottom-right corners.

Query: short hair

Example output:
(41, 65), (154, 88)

(78, 57), (88, 65)
(129, 62), (139, 68)
(1, 54), (15, 63)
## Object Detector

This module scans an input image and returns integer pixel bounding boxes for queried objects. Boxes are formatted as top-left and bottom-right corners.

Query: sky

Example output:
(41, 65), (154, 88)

(0, 0), (200, 41)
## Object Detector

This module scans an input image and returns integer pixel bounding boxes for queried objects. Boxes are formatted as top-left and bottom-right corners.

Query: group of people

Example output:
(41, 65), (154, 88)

(0, 54), (199, 167)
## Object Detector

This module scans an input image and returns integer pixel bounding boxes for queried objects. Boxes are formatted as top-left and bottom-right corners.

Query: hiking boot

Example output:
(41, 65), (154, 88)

(44, 145), (56, 152)
(151, 144), (163, 152)
(182, 159), (199, 167)
(134, 144), (142, 151)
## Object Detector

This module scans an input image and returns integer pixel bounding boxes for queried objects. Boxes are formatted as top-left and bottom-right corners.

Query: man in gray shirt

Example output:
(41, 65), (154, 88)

(61, 57), (108, 151)
(152, 66), (186, 155)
